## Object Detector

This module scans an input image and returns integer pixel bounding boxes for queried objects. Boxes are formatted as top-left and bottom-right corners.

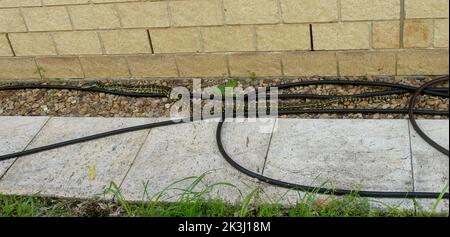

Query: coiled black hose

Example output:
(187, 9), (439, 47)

(0, 78), (448, 199)
(408, 76), (449, 156)
(216, 120), (448, 199)
(272, 80), (449, 98)
(1, 80), (448, 99)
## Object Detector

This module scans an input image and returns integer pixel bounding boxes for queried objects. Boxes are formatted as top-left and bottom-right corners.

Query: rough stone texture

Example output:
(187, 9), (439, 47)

(0, 116), (49, 177)
(43, 0), (89, 5)
(9, 33), (57, 56)
(405, 0), (449, 19)
(280, 0), (338, 23)
(313, 22), (370, 50)
(201, 26), (255, 52)
(53, 31), (103, 55)
(403, 20), (433, 48)
(256, 118), (435, 210)
(410, 120), (449, 213)
(223, 0), (279, 25)
(372, 21), (400, 49)
(0, 34), (12, 56)
(341, 0), (400, 21)
(80, 56), (130, 79)
(338, 52), (397, 76)
(256, 24), (310, 51)
(282, 52), (337, 76)
(228, 53), (282, 77)
(260, 119), (420, 210)
(0, 117), (153, 199)
(176, 54), (228, 77)
(100, 30), (151, 55)
(4, 77), (446, 120)
(0, 9), (27, 33)
(35, 57), (84, 79)
(397, 50), (449, 75)
(264, 119), (414, 192)
(92, 0), (137, 3)
(21, 6), (72, 31)
(0, 116), (447, 211)
(68, 4), (121, 30)
(0, 0), (41, 8)
(416, 199), (449, 214)
(0, 0), (448, 80)
(127, 54), (178, 78)
(119, 119), (275, 202)
(0, 57), (40, 80)
(150, 28), (201, 54)
(115, 2), (170, 28)
(434, 19), (449, 48)
(169, 0), (223, 27)
(0, 48), (448, 80)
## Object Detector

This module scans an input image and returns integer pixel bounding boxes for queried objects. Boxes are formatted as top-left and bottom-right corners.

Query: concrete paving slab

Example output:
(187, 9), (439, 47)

(0, 116), (447, 214)
(261, 119), (414, 207)
(0, 116), (49, 177)
(410, 120), (449, 214)
(0, 117), (155, 199)
(119, 119), (276, 203)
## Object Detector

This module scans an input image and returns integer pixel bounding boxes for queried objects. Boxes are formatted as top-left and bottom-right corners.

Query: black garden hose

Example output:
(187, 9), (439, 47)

(216, 119), (449, 199)
(0, 120), (180, 162)
(0, 108), (446, 163)
(271, 80), (449, 98)
(0, 84), (168, 98)
(1, 80), (448, 99)
(408, 76), (450, 156)
(0, 107), (447, 199)
(0, 78), (448, 200)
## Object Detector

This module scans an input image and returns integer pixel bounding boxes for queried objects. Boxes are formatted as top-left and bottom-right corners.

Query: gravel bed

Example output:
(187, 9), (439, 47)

(0, 76), (448, 119)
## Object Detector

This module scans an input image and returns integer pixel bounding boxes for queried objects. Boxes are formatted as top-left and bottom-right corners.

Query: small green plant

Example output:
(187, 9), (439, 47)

(239, 187), (261, 217)
(248, 71), (257, 81)
(414, 181), (449, 217)
(216, 79), (238, 96)
(0, 194), (40, 217)
(0, 175), (446, 217)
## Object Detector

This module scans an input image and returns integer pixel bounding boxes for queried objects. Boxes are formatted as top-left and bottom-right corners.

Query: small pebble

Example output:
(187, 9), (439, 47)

(0, 77), (447, 120)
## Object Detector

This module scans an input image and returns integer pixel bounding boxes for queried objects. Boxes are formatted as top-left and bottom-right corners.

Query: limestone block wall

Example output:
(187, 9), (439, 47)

(0, 0), (448, 80)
